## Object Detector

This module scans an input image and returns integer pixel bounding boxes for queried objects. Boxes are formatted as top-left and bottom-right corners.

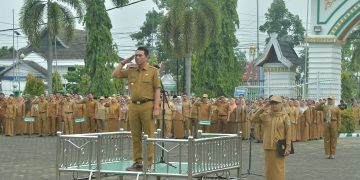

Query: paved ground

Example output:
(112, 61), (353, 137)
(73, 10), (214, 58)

(0, 133), (359, 180)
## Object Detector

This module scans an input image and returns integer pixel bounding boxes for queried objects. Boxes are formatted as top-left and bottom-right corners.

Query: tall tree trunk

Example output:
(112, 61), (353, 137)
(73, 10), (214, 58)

(185, 52), (192, 96)
(47, 30), (53, 94)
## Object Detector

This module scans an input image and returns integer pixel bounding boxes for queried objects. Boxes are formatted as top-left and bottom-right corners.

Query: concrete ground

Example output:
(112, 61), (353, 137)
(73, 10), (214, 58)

(0, 132), (359, 180)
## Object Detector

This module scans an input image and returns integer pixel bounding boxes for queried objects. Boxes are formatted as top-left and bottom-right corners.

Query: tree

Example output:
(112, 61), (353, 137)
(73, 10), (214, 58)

(19, 0), (84, 94)
(160, 0), (221, 95)
(63, 65), (89, 95)
(52, 71), (63, 93)
(0, 46), (14, 57)
(23, 73), (46, 96)
(259, 0), (305, 46)
(192, 0), (244, 97)
(83, 0), (127, 97)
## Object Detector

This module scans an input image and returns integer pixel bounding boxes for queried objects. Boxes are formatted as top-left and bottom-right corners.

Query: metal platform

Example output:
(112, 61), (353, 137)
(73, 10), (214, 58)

(56, 130), (242, 180)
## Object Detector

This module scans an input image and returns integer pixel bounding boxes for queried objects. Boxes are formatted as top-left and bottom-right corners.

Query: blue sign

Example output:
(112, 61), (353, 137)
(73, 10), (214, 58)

(234, 87), (248, 97)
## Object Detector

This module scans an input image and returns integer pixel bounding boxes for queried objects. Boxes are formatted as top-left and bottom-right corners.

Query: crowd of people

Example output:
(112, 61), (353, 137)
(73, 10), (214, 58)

(0, 92), (359, 139)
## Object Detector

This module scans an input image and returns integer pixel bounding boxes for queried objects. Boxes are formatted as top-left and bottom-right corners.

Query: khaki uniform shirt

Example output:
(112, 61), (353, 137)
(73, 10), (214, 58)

(118, 64), (161, 101)
(197, 101), (211, 120)
(182, 100), (191, 118)
(251, 108), (292, 151)
(6, 100), (16, 119)
(48, 100), (58, 118)
(0, 99), (6, 118)
(107, 102), (120, 119)
(80, 98), (96, 117)
(217, 102), (230, 116)
(38, 99), (48, 116)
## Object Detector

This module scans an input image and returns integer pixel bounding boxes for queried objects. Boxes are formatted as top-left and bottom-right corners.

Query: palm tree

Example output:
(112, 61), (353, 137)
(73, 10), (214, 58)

(160, 0), (221, 96)
(19, 0), (84, 94)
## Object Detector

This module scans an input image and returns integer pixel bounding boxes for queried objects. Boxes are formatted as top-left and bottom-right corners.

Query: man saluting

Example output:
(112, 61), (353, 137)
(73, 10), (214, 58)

(112, 47), (161, 171)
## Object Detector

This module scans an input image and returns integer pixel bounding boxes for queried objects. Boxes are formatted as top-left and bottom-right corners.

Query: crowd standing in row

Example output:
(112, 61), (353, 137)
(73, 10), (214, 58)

(1, 93), (359, 139)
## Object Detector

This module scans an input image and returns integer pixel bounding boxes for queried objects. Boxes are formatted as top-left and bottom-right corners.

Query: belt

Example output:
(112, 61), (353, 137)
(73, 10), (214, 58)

(132, 99), (153, 105)
(39, 112), (46, 114)
(65, 112), (73, 114)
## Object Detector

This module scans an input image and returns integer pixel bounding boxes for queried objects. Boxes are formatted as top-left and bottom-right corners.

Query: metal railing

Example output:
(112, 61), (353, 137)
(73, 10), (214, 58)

(56, 130), (242, 180)
(56, 130), (132, 180)
(143, 131), (243, 180)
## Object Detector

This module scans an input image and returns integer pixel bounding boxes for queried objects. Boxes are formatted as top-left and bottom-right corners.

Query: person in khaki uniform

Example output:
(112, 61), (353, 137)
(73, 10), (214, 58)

(63, 94), (75, 134)
(315, 96), (341, 159)
(76, 93), (97, 133)
(189, 97), (199, 137)
(95, 96), (108, 132)
(106, 97), (120, 132)
(227, 98), (237, 134)
(48, 95), (58, 136)
(216, 96), (230, 133)
(251, 95), (292, 180)
(209, 99), (218, 133)
(55, 93), (64, 132)
(253, 99), (264, 143)
(173, 96), (185, 138)
(112, 47), (161, 171)
(315, 101), (324, 139)
(119, 97), (129, 131)
(181, 94), (191, 137)
(289, 100), (298, 142)
(196, 94), (211, 133)
(23, 97), (34, 135)
(32, 94), (48, 137)
(0, 93), (6, 134)
(5, 95), (16, 136)
(73, 94), (86, 134)
(159, 97), (175, 138)
(15, 96), (25, 135)
(236, 98), (248, 137)
(299, 101), (310, 142)
(351, 102), (360, 130)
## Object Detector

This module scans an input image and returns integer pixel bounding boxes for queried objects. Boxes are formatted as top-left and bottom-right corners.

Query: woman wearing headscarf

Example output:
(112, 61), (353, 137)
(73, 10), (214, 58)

(251, 95), (292, 180)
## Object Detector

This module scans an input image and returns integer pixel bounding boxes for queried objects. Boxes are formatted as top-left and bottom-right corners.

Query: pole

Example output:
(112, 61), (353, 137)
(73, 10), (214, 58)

(17, 34), (20, 91)
(12, 9), (15, 87)
(55, 36), (58, 92)
(257, 0), (263, 98)
(303, 0), (310, 99)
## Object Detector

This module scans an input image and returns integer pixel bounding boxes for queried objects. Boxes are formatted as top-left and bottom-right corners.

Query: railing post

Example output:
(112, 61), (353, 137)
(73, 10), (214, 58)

(96, 135), (102, 180)
(237, 131), (242, 178)
(142, 135), (149, 180)
(55, 131), (62, 180)
(188, 136), (194, 180)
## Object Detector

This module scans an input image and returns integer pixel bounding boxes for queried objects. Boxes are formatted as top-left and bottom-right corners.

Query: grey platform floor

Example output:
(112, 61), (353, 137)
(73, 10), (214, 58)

(0, 133), (359, 180)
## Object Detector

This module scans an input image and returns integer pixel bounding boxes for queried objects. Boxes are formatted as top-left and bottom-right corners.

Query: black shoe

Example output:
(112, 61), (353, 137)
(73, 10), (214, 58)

(126, 162), (143, 171)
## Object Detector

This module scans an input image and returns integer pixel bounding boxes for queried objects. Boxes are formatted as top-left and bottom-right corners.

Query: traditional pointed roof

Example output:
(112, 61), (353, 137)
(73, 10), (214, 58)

(255, 34), (302, 68)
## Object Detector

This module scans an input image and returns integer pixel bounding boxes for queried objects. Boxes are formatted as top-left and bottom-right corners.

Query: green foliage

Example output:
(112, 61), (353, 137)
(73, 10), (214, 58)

(83, 0), (119, 97)
(63, 65), (89, 95)
(19, 0), (84, 94)
(340, 109), (356, 133)
(192, 0), (244, 97)
(160, 0), (221, 95)
(52, 71), (63, 93)
(0, 46), (14, 57)
(341, 72), (356, 101)
(259, 0), (305, 46)
(23, 73), (46, 97)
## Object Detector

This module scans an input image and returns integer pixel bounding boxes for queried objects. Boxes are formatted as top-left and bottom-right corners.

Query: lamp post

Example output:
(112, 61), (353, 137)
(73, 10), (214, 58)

(18, 52), (25, 92)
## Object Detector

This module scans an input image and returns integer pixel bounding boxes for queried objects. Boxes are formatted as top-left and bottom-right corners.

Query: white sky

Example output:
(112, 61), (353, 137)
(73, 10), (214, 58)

(0, 0), (309, 58)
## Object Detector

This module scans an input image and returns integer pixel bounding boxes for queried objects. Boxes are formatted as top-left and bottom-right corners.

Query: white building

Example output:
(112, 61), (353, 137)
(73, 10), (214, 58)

(255, 34), (302, 98)
(0, 30), (86, 95)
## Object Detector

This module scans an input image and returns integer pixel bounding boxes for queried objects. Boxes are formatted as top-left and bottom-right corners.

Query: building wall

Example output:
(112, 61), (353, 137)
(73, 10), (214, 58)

(263, 63), (297, 98)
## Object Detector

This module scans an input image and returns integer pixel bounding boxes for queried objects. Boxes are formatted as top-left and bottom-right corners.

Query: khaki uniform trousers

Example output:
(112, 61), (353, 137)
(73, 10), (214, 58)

(64, 114), (74, 134)
(37, 113), (48, 135)
(96, 119), (108, 132)
(85, 115), (96, 133)
(128, 102), (155, 166)
(158, 119), (172, 138)
(49, 116), (57, 135)
(255, 123), (263, 141)
(323, 121), (338, 156)
(120, 118), (129, 131)
(5, 118), (14, 136)
(217, 115), (228, 133)
(15, 115), (25, 135)
(0, 115), (5, 134)
(264, 150), (285, 180)
(188, 118), (199, 138)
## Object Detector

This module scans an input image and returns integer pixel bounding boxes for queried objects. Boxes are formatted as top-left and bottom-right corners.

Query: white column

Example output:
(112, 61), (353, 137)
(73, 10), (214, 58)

(307, 41), (341, 101)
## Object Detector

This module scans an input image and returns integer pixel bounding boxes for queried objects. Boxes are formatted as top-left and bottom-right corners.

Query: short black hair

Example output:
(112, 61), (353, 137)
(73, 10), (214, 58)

(137, 47), (149, 56)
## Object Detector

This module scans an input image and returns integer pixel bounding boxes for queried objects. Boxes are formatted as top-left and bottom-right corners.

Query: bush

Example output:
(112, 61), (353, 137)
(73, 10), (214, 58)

(340, 109), (356, 133)
(23, 73), (46, 97)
